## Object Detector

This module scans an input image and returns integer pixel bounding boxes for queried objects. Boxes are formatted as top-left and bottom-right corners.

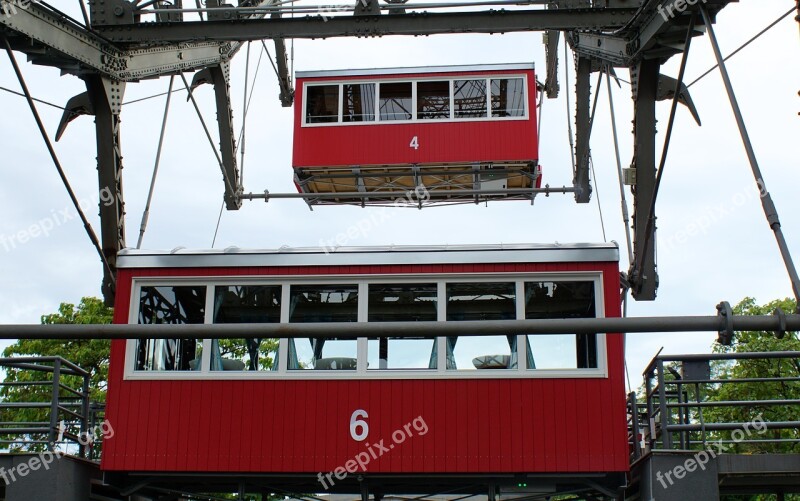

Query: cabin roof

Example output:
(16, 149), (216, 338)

(296, 62), (535, 79)
(117, 243), (618, 269)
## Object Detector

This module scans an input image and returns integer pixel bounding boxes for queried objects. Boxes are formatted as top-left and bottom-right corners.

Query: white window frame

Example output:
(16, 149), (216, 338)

(124, 272), (607, 381)
(301, 73), (530, 127)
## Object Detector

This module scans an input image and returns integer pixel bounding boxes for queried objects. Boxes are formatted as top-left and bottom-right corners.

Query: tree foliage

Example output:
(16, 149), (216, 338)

(704, 297), (800, 454)
(0, 297), (113, 450)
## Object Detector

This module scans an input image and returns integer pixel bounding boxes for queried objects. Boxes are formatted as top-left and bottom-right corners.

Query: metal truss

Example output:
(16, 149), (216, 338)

(292, 162), (542, 207)
(0, 0), (744, 304)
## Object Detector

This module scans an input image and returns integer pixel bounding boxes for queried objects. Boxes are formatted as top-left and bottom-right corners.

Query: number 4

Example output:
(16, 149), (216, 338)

(409, 136), (419, 150)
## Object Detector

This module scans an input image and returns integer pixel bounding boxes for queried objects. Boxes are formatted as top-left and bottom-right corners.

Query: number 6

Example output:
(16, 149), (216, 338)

(350, 409), (369, 442)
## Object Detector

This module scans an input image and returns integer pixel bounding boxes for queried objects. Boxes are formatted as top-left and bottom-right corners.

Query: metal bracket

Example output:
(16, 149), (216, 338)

(355, 0), (381, 16)
(774, 307), (787, 339)
(88, 0), (137, 26)
(716, 301), (734, 346)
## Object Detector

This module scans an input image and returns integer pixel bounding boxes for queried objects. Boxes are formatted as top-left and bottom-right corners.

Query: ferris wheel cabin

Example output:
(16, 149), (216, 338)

(292, 63), (541, 206)
(102, 243), (628, 494)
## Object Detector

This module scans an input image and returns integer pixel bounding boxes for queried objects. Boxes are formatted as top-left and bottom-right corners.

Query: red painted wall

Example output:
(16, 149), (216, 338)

(292, 69), (539, 169)
(102, 262), (627, 474)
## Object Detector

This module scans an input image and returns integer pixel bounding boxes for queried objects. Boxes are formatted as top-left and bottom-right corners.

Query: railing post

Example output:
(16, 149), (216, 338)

(645, 366), (655, 450)
(80, 368), (90, 458)
(657, 359), (671, 449)
(629, 392), (642, 460)
(49, 358), (61, 450)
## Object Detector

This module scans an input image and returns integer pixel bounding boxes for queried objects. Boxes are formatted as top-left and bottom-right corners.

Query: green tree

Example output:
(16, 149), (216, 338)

(704, 297), (800, 454)
(0, 297), (113, 451)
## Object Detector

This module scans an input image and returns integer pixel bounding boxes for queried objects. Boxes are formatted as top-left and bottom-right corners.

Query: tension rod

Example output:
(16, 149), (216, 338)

(2, 37), (115, 286)
(700, 5), (800, 311)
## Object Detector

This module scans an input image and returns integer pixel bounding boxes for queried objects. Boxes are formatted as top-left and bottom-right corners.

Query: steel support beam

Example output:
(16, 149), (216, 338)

(85, 76), (126, 304)
(0, 314), (798, 339)
(543, 29), (560, 98)
(273, 35), (294, 107)
(0, 2), (124, 77)
(569, 0), (732, 66)
(94, 8), (638, 42)
(628, 59), (660, 300)
(0, 3), (271, 81)
(208, 63), (242, 209)
(573, 55), (592, 203)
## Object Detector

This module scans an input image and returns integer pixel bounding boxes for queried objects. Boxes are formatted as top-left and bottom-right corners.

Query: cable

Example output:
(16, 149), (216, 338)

(179, 73), (237, 199)
(688, 7), (795, 88)
(236, 44), (266, 154)
(586, 70), (606, 242)
(0, 85), (69, 112)
(700, 4), (800, 309)
(123, 89), (182, 106)
(590, 156), (606, 243)
(2, 37), (114, 285)
(261, 39), (283, 87)
(136, 75), (175, 249)
(211, 200), (224, 248)
(240, 42), (252, 187)
(606, 69), (634, 266)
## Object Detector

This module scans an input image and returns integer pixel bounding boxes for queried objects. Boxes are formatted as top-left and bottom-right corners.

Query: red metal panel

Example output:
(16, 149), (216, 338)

(102, 259), (629, 475)
(293, 69), (538, 169)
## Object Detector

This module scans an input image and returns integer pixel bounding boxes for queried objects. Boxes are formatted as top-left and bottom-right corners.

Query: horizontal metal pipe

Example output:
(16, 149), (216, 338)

(0, 428), (51, 435)
(0, 314), (798, 339)
(666, 399), (800, 408)
(666, 421), (800, 432)
(664, 377), (800, 384)
(655, 351), (800, 362)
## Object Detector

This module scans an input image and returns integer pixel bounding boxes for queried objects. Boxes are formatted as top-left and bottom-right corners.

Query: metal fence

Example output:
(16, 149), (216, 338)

(0, 356), (102, 459)
(629, 351), (800, 461)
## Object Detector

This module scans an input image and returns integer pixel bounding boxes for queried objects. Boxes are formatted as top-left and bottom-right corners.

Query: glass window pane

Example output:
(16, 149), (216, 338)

(524, 281), (597, 369)
(491, 78), (525, 117)
(445, 335), (517, 371)
(453, 79), (487, 118)
(343, 83), (376, 122)
(379, 82), (412, 121)
(136, 285), (205, 371)
(288, 285), (358, 370)
(288, 337), (357, 370)
(446, 282), (516, 321)
(368, 283), (437, 322)
(289, 285), (358, 323)
(306, 84), (339, 123)
(417, 81), (450, 120)
(446, 282), (517, 370)
(212, 285), (281, 371)
(368, 337), (436, 370)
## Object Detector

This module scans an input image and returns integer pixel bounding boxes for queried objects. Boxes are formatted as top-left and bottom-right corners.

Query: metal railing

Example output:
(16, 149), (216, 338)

(629, 351), (800, 461)
(0, 356), (97, 458)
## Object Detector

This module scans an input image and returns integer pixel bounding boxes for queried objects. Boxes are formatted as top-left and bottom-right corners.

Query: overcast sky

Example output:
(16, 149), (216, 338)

(0, 1), (797, 384)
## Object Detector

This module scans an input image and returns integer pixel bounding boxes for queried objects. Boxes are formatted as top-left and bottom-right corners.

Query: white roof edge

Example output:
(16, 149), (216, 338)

(117, 243), (619, 269)
(296, 62), (535, 79)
